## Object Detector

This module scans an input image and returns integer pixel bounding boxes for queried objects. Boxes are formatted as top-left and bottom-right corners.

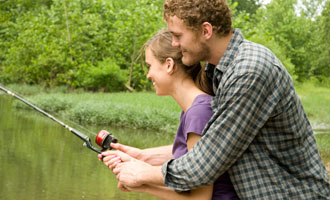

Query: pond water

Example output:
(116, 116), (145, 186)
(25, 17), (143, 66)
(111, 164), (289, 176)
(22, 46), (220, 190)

(0, 96), (173, 200)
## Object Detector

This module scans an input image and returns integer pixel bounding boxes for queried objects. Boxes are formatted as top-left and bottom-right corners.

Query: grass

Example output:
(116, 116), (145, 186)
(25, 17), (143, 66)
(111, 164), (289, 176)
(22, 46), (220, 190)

(315, 134), (330, 179)
(315, 134), (330, 160)
(295, 82), (330, 129)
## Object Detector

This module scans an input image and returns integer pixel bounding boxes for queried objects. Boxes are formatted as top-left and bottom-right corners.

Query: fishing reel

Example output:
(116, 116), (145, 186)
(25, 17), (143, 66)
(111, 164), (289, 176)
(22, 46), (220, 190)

(95, 130), (118, 151)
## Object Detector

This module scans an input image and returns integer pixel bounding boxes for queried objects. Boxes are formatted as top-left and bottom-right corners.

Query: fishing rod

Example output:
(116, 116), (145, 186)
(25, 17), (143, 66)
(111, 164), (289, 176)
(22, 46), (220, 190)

(0, 85), (117, 154)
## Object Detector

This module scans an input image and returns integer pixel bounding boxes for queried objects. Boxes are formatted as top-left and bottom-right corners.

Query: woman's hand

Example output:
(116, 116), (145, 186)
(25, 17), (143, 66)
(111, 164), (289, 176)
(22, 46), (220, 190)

(99, 150), (134, 173)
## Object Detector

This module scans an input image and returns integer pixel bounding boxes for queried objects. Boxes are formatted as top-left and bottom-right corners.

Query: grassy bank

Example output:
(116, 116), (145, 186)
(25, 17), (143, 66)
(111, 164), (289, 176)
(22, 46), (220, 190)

(3, 82), (330, 131)
(315, 134), (330, 178)
(3, 84), (181, 133)
(17, 92), (181, 133)
(295, 82), (330, 129)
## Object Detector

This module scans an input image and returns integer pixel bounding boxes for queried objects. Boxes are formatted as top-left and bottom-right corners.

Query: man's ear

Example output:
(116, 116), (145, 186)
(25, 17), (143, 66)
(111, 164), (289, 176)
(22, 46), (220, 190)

(201, 22), (213, 40)
(165, 58), (175, 74)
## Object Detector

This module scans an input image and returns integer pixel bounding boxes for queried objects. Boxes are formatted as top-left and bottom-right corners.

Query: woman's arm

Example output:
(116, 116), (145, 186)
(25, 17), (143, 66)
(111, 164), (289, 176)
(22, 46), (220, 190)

(138, 145), (173, 165)
(100, 143), (173, 166)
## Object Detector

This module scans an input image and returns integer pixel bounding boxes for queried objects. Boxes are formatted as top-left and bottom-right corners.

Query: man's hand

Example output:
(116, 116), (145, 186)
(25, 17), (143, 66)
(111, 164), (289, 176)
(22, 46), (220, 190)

(116, 182), (148, 193)
(114, 159), (153, 188)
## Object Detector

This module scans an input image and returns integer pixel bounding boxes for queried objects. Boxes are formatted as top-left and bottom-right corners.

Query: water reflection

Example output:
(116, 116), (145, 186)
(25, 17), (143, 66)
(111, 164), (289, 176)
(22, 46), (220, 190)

(0, 96), (171, 200)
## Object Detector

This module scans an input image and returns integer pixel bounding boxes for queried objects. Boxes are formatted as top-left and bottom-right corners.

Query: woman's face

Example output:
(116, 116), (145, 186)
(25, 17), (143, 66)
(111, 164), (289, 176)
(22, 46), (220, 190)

(145, 48), (172, 96)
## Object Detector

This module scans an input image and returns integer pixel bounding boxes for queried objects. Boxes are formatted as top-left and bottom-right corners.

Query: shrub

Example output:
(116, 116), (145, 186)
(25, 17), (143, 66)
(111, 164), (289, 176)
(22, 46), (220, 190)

(77, 59), (128, 92)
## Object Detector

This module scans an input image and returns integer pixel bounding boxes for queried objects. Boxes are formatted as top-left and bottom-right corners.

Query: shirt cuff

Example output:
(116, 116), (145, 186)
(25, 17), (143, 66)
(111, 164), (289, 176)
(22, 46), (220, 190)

(161, 159), (191, 192)
(161, 158), (173, 186)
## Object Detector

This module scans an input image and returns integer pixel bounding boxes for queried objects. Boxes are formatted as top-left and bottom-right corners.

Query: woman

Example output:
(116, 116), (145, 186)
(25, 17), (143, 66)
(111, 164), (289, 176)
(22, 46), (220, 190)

(99, 30), (239, 200)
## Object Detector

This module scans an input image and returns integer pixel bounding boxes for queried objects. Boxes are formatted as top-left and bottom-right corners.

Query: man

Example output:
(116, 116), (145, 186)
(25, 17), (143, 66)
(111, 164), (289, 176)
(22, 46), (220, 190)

(106, 0), (330, 199)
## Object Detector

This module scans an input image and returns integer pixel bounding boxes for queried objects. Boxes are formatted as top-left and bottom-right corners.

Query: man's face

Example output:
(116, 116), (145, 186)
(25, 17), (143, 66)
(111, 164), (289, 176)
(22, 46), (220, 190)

(167, 16), (210, 66)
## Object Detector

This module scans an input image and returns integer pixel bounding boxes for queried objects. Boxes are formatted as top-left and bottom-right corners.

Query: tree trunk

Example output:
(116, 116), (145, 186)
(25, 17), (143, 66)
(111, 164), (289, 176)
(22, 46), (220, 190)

(63, 0), (73, 63)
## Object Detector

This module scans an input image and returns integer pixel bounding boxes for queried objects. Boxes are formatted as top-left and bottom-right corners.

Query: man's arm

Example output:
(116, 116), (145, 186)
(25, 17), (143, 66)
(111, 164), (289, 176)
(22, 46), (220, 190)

(161, 71), (282, 191)
(115, 161), (164, 187)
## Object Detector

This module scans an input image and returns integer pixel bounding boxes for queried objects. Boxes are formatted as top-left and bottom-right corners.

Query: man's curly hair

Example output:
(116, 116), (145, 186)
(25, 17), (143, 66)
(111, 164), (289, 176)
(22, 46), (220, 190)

(163, 0), (233, 37)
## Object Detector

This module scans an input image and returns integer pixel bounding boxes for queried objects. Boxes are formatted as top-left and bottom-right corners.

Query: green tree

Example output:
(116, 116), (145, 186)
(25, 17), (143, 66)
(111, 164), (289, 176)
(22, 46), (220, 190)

(252, 0), (315, 81)
(2, 0), (327, 90)
(0, 0), (165, 91)
(310, 1), (330, 84)
(299, 0), (326, 19)
(106, 0), (165, 90)
(231, 0), (261, 15)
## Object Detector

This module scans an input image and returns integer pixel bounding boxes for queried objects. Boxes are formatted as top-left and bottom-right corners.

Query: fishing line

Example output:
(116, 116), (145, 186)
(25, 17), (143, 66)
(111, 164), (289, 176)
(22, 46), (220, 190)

(5, 86), (96, 136)
(49, 111), (97, 137)
(0, 84), (117, 154)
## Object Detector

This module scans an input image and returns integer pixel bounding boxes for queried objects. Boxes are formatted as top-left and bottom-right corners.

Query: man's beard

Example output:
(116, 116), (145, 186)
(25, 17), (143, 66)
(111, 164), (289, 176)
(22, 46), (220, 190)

(181, 42), (210, 66)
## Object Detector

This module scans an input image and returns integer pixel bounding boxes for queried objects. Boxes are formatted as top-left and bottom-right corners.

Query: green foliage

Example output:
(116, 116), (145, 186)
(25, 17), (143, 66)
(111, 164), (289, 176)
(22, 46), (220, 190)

(78, 59), (128, 92)
(106, 0), (164, 90)
(309, 1), (330, 83)
(0, 0), (329, 90)
(231, 0), (261, 15)
(244, 0), (329, 83)
(252, 0), (311, 81)
(0, 0), (163, 90)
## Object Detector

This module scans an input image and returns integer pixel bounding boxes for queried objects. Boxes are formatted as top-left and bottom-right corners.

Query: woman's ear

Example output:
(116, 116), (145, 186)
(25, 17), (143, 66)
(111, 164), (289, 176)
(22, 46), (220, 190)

(165, 58), (175, 74)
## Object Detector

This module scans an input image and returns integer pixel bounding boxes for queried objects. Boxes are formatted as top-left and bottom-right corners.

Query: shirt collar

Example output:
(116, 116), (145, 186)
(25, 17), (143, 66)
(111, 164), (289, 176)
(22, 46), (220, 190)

(206, 28), (244, 74)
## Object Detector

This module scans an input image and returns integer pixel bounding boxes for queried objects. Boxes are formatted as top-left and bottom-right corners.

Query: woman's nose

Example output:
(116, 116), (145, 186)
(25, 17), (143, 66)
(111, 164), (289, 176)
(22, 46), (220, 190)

(146, 72), (151, 79)
(172, 37), (180, 47)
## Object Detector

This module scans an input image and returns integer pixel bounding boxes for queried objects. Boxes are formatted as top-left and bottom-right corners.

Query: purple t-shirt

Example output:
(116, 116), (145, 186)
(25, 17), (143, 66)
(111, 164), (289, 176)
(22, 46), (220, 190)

(172, 94), (239, 200)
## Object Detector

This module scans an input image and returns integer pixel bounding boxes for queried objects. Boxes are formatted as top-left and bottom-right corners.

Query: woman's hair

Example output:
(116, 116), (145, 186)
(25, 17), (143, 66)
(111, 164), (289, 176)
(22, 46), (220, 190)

(163, 0), (232, 37)
(140, 29), (214, 96)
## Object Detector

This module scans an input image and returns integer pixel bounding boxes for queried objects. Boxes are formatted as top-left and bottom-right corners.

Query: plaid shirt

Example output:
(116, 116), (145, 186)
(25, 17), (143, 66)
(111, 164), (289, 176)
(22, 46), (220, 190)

(162, 29), (330, 199)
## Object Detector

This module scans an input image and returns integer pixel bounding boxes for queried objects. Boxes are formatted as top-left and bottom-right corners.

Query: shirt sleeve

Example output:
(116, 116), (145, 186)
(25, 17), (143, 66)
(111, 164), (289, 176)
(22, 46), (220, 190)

(161, 71), (282, 191)
(183, 103), (213, 140)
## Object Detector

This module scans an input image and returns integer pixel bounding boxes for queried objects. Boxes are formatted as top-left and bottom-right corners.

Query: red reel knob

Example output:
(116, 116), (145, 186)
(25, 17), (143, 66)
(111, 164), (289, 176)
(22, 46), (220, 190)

(95, 130), (109, 147)
(95, 130), (117, 150)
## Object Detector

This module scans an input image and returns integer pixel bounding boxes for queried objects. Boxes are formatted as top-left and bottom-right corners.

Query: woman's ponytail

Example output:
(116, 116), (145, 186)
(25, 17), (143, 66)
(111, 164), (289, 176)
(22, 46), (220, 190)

(184, 63), (214, 96)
